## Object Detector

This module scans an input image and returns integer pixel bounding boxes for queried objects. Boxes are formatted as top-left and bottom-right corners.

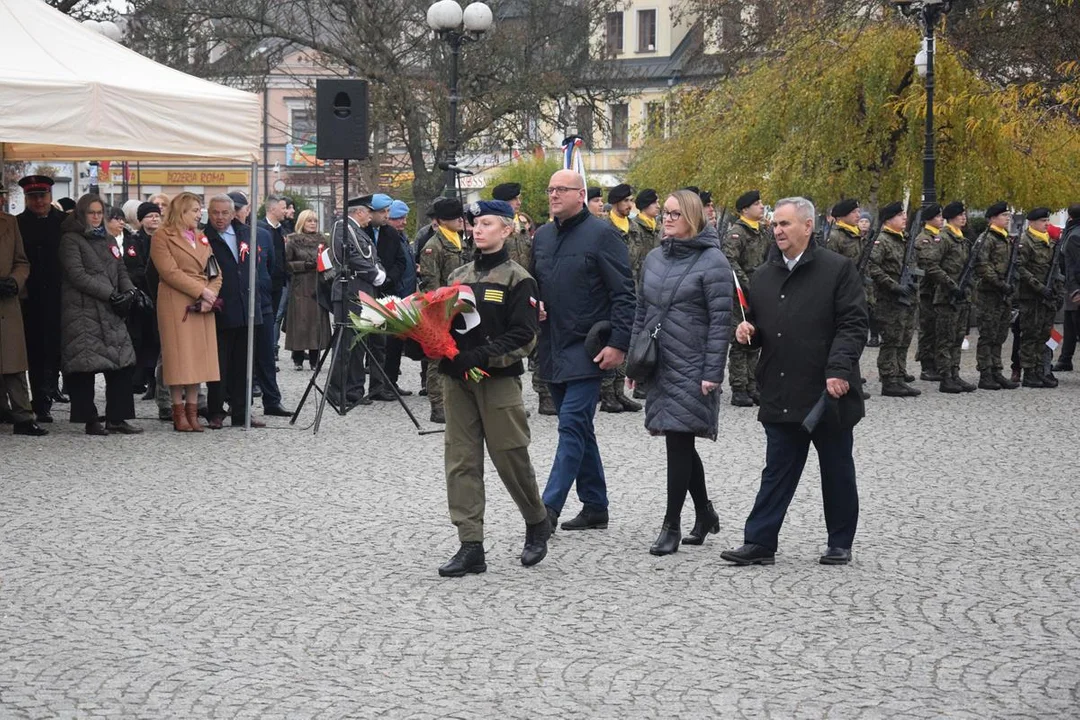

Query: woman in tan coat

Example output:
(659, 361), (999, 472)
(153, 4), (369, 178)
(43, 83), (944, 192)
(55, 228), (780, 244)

(151, 192), (223, 432)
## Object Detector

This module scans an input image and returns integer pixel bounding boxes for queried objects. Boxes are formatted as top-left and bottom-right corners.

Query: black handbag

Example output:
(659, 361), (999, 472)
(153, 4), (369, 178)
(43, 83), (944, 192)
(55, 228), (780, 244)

(205, 254), (221, 280)
(626, 253), (704, 383)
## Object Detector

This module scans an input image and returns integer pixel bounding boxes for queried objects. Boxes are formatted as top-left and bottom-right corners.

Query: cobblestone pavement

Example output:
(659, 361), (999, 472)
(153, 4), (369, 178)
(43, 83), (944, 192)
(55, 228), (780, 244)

(2, 337), (1078, 719)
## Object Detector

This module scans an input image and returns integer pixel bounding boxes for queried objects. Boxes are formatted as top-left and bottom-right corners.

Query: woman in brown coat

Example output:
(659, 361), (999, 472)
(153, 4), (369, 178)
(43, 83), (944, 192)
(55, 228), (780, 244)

(284, 209), (331, 370)
(151, 192), (223, 432)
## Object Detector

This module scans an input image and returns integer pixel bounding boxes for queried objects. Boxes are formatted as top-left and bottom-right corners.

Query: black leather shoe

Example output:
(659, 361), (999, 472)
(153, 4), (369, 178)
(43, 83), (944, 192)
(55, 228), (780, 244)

(819, 547), (852, 565)
(649, 522), (681, 556)
(264, 405), (293, 417)
(418, 388), (428, 397)
(50, 390), (69, 404)
(438, 542), (486, 577)
(521, 518), (552, 567)
(36, 410), (54, 423)
(13, 421), (48, 436)
(545, 506), (559, 534)
(682, 502), (720, 545)
(1052, 360), (1073, 372)
(252, 386), (263, 398)
(106, 420), (144, 435)
(393, 384), (413, 397)
(730, 390), (753, 407)
(720, 543), (775, 565)
(368, 391), (397, 402)
(85, 420), (109, 436)
(561, 507), (609, 531)
(141, 386), (157, 401)
(616, 394), (642, 412)
(866, 334), (881, 347)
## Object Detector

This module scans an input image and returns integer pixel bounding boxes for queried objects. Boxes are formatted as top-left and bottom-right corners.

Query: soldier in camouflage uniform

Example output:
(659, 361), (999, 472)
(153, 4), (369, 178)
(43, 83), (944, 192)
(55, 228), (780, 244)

(599, 183), (643, 413)
(927, 201), (977, 393)
(826, 199), (873, 401)
(868, 202), (920, 397)
(723, 190), (770, 407)
(436, 200), (551, 578)
(1016, 207), (1065, 388)
(632, 189), (661, 289)
(973, 202), (1020, 390)
(914, 204), (945, 380)
(492, 183), (555, 416)
(418, 197), (472, 423)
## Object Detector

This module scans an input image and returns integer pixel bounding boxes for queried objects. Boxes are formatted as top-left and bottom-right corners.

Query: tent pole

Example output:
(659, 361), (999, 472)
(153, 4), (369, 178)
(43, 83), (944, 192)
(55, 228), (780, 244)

(245, 161), (258, 430)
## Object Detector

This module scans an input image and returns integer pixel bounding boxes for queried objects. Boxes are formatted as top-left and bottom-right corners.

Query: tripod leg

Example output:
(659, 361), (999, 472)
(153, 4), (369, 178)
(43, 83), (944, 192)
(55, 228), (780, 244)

(290, 326), (338, 426)
(355, 334), (424, 431)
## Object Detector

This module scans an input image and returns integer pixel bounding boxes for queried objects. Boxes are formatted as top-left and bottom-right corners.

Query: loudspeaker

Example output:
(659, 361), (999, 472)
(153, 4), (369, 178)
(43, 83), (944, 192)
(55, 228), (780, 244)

(315, 79), (369, 160)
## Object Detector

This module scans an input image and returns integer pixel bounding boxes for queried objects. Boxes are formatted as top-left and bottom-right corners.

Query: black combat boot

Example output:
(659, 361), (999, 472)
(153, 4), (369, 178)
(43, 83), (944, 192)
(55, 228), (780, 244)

(978, 371), (1002, 390)
(938, 372), (963, 393)
(994, 370), (1019, 389)
(682, 502), (720, 546)
(429, 407), (446, 424)
(1042, 369), (1059, 388)
(1022, 368), (1047, 388)
(545, 506), (559, 534)
(438, 542), (487, 577)
(599, 385), (623, 413)
(903, 371), (916, 383)
(614, 381), (642, 412)
(521, 518), (552, 567)
(899, 382), (922, 396)
(561, 506), (609, 530)
(1052, 358), (1073, 372)
(730, 390), (754, 407)
(882, 378), (914, 397)
(866, 332), (881, 348)
(749, 387), (761, 405)
(538, 394), (557, 415)
(954, 368), (977, 392)
(632, 386), (647, 400)
(649, 521), (681, 556)
(920, 362), (943, 382)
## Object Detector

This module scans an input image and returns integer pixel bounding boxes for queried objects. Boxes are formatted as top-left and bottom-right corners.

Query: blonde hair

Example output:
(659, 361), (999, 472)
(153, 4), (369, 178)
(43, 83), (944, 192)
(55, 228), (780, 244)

(295, 209), (318, 233)
(667, 190), (707, 235)
(148, 193), (170, 207)
(163, 192), (202, 231)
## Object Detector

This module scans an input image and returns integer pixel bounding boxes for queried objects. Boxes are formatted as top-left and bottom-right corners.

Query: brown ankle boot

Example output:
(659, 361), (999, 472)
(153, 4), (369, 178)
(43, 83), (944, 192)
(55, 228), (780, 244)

(185, 402), (204, 432)
(172, 403), (193, 432)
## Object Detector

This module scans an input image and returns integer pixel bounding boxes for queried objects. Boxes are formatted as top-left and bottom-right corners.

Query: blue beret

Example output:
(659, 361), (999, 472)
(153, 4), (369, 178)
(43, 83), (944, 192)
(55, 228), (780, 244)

(466, 200), (514, 219)
(371, 193), (393, 211)
(389, 200), (409, 219)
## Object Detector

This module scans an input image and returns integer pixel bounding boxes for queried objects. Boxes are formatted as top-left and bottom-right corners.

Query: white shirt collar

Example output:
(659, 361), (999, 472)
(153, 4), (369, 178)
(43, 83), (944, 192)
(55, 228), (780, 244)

(784, 252), (803, 271)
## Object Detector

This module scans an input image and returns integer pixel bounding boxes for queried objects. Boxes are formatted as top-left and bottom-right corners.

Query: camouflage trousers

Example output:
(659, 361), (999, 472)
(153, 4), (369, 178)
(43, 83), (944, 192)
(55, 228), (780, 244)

(975, 291), (1011, 372)
(1018, 300), (1056, 370)
(934, 302), (969, 374)
(727, 324), (758, 392)
(915, 291), (936, 365)
(600, 364), (628, 400)
(875, 297), (916, 381)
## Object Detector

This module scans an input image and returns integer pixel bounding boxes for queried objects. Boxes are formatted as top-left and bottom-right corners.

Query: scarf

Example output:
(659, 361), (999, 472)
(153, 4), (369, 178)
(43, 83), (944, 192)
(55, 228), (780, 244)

(989, 225), (1009, 238)
(1028, 228), (1050, 244)
(609, 210), (629, 233)
(883, 226), (905, 239)
(836, 221), (860, 236)
(638, 214), (656, 232)
(438, 225), (462, 250)
(946, 223), (963, 237)
(739, 215), (760, 231)
(923, 224), (940, 236)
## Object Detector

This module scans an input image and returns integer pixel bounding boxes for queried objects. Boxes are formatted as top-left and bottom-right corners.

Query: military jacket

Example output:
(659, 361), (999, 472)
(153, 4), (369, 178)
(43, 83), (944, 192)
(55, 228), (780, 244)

(418, 227), (471, 290)
(724, 217), (770, 290)
(974, 226), (1012, 294)
(631, 215), (661, 286)
(868, 228), (907, 295)
(915, 226), (943, 297)
(606, 213), (648, 290)
(446, 247), (539, 378)
(1016, 229), (1064, 303)
(927, 224), (972, 304)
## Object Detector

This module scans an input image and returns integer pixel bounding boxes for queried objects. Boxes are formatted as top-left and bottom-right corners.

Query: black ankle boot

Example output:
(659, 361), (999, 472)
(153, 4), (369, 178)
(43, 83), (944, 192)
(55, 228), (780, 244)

(438, 542), (486, 577)
(649, 521), (681, 556)
(682, 502), (720, 545)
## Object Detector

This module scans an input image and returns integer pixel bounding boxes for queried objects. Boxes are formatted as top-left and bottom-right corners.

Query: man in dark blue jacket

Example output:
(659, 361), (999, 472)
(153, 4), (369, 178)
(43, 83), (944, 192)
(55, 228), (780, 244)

(531, 169), (636, 532)
(204, 195), (265, 429)
(254, 202), (290, 417)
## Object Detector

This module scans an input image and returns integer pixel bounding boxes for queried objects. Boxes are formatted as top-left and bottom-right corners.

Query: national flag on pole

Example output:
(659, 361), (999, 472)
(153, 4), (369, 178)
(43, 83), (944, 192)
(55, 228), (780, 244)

(1047, 327), (1063, 350)
(731, 270), (749, 322)
(561, 135), (588, 189)
(316, 243), (333, 273)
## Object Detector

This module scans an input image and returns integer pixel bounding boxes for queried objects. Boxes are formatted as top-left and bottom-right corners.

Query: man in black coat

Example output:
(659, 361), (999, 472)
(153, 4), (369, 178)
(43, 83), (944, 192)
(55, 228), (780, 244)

(204, 195), (266, 429)
(258, 194), (289, 355)
(721, 196), (868, 567)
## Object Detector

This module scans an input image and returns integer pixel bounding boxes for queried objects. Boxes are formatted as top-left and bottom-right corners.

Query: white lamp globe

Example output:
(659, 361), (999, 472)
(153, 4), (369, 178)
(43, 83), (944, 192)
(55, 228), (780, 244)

(914, 40), (928, 77)
(462, 3), (493, 32)
(82, 19), (102, 34)
(99, 20), (123, 42)
(427, 0), (464, 31)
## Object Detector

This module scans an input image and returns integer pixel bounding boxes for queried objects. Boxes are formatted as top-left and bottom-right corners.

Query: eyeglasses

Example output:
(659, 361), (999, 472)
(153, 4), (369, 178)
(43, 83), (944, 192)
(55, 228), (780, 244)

(661, 211), (683, 222)
(545, 186), (583, 195)
(86, 210), (104, 216)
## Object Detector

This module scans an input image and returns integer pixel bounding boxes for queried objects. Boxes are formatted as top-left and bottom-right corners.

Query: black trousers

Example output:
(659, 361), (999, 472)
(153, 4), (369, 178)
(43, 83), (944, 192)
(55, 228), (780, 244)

(66, 367), (136, 424)
(327, 326), (387, 403)
(665, 433), (709, 522)
(1059, 309), (1077, 362)
(743, 422), (859, 552)
(208, 326), (252, 423)
(384, 336), (404, 385)
(253, 311), (283, 409)
(23, 308), (61, 414)
(291, 349), (319, 367)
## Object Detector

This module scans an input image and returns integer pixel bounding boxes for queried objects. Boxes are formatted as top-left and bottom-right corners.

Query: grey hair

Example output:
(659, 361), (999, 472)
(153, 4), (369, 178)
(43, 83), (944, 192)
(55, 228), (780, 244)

(208, 193), (235, 208)
(265, 194), (287, 208)
(774, 196), (816, 224)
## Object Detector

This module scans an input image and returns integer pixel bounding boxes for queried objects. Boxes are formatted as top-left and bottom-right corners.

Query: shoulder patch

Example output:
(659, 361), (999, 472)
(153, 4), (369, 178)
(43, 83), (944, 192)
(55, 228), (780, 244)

(424, 248), (433, 254)
(483, 288), (505, 304)
(730, 233), (740, 239)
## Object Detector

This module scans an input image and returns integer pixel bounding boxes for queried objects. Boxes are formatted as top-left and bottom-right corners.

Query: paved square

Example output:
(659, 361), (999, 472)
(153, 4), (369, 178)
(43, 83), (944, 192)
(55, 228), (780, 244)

(2, 342), (1078, 718)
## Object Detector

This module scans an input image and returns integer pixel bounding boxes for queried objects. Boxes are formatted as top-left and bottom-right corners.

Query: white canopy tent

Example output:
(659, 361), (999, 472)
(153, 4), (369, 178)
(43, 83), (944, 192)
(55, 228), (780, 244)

(1, 0), (264, 429)
(0, 0), (260, 162)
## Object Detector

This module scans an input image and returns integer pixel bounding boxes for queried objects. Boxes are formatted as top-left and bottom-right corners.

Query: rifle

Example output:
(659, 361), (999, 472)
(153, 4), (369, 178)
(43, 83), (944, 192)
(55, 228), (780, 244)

(855, 223), (880, 277)
(951, 230), (986, 303)
(1042, 225), (1067, 297)
(896, 207), (925, 307)
(1002, 214), (1025, 293)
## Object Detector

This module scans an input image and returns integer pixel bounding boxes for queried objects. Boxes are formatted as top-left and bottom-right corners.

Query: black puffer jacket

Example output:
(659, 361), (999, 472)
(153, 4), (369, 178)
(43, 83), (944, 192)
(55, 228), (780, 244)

(58, 215), (135, 374)
(633, 226), (733, 439)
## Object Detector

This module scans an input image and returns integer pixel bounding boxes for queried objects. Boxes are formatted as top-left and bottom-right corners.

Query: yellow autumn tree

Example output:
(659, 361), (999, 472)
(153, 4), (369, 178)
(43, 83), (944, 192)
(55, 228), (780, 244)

(628, 23), (1080, 213)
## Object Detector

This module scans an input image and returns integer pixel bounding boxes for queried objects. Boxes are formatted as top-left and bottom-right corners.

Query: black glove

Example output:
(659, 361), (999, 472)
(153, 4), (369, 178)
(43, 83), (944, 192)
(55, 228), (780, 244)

(305, 260), (317, 270)
(949, 287), (965, 303)
(1042, 285), (1056, 301)
(891, 283), (910, 299)
(132, 289), (155, 313)
(439, 349), (484, 378)
(0, 276), (18, 297)
(109, 289), (135, 316)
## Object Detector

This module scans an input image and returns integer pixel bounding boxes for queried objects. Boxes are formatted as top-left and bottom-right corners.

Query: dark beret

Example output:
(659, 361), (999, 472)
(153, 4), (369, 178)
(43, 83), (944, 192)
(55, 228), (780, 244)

(923, 203), (942, 220)
(347, 195), (373, 209)
(57, 197), (76, 212)
(682, 185), (701, 195)
(607, 183), (633, 204)
(587, 187), (603, 201)
(879, 202), (904, 222)
(831, 198), (859, 218)
(985, 201), (1009, 218)
(137, 202), (160, 221)
(433, 197), (463, 220)
(491, 183), (521, 202)
(1067, 204), (1080, 221)
(1026, 207), (1050, 222)
(736, 190), (761, 212)
(583, 320), (612, 360)
(635, 189), (658, 210)
(699, 190), (712, 205)
(942, 201), (966, 220)
(466, 200), (514, 220)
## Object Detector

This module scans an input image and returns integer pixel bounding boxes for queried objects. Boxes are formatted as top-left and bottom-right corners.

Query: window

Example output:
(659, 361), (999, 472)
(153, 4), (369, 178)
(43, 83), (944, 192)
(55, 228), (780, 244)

(289, 107), (317, 145)
(575, 105), (594, 148)
(646, 102), (666, 138)
(610, 104), (629, 149)
(605, 12), (623, 55)
(637, 9), (657, 52)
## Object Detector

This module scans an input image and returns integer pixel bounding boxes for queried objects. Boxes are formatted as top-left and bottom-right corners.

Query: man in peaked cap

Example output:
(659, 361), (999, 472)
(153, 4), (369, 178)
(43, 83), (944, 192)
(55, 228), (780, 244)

(724, 189), (770, 407)
(973, 201), (1020, 390)
(914, 202), (945, 381)
(598, 183), (643, 413)
(867, 202), (921, 397)
(1015, 206), (1064, 387)
(928, 201), (978, 393)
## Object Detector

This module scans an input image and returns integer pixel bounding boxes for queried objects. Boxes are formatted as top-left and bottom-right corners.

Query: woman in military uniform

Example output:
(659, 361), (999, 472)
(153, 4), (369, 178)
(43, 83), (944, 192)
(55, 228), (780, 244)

(435, 200), (551, 578)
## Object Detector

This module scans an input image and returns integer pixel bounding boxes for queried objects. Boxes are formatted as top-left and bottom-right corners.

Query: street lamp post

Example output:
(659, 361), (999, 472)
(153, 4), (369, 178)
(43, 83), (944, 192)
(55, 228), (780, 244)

(894, 0), (953, 207)
(427, 1), (493, 199)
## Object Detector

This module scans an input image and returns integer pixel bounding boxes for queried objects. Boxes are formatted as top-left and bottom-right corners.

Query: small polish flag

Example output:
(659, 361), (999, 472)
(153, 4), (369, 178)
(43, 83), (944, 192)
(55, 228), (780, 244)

(731, 271), (749, 322)
(1047, 327), (1063, 351)
(316, 243), (333, 273)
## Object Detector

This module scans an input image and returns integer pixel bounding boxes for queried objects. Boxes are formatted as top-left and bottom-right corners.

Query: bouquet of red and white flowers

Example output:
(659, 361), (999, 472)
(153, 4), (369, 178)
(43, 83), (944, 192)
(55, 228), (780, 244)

(350, 283), (489, 382)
